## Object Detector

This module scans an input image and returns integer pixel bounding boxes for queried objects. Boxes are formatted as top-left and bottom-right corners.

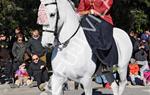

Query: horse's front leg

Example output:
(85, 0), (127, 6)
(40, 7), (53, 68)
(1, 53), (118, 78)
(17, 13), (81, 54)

(51, 74), (66, 95)
(80, 76), (93, 95)
(111, 81), (119, 95)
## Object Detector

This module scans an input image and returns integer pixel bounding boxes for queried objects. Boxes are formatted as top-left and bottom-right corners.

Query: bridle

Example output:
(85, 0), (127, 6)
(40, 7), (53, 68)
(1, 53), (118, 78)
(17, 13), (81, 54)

(44, 0), (80, 48)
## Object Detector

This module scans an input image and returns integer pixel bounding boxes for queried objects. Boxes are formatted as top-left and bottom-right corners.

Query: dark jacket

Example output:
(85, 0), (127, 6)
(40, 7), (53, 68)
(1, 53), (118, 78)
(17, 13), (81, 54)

(12, 42), (26, 63)
(134, 42), (149, 61)
(28, 60), (45, 77)
(26, 37), (44, 57)
(135, 49), (148, 61)
(0, 41), (11, 60)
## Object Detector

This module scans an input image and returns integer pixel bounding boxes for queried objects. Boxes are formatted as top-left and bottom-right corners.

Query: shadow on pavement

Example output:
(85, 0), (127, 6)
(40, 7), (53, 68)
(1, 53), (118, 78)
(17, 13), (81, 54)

(81, 89), (113, 95)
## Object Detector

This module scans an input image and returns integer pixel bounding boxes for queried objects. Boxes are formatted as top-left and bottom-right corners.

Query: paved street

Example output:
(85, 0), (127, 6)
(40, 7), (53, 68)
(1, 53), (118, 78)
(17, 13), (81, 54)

(0, 82), (149, 95)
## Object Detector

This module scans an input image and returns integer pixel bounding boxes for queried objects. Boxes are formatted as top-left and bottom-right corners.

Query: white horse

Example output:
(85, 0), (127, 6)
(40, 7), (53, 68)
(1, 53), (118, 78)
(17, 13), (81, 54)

(41, 0), (133, 95)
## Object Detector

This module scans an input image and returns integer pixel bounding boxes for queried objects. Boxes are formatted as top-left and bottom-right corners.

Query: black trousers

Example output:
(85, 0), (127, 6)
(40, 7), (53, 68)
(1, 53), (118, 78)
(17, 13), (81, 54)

(33, 69), (49, 86)
(0, 60), (13, 78)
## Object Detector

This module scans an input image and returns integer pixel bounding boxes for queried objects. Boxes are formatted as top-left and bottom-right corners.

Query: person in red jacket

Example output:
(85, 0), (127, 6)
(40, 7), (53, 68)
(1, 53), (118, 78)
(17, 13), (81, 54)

(77, 0), (117, 84)
(77, 0), (113, 25)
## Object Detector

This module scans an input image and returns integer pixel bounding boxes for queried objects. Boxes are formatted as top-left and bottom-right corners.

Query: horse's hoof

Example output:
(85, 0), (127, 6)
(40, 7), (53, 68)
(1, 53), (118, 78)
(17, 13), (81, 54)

(40, 92), (48, 95)
(39, 83), (46, 91)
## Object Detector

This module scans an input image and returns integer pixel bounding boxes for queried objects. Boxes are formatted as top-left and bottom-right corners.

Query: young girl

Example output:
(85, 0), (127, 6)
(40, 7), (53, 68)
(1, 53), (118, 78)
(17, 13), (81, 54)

(15, 63), (32, 87)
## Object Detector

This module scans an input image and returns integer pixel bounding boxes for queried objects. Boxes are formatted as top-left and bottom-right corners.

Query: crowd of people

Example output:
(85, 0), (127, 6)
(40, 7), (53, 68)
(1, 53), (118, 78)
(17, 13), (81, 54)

(93, 29), (150, 89)
(128, 29), (150, 86)
(0, 26), (150, 90)
(0, 26), (50, 88)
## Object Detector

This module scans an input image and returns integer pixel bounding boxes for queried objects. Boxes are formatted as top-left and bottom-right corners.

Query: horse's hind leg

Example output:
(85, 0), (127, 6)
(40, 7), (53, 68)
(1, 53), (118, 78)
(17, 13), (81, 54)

(51, 74), (66, 95)
(80, 76), (92, 95)
(118, 64), (128, 95)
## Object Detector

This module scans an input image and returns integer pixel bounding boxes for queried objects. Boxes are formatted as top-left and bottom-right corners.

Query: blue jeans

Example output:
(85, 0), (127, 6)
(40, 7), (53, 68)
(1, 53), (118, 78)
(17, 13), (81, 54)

(96, 75), (107, 84)
(96, 74), (117, 84)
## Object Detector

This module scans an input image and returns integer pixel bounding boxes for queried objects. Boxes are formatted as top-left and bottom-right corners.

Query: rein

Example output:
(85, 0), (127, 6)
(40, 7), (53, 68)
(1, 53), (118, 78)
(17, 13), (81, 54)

(58, 23), (80, 48)
(45, 0), (81, 48)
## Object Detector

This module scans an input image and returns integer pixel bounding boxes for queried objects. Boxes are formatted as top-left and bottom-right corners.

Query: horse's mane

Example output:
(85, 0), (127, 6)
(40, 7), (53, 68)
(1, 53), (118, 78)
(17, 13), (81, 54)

(56, 0), (80, 43)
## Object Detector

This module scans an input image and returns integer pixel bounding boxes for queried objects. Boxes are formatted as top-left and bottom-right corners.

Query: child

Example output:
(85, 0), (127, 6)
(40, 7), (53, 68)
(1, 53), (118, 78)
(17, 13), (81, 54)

(15, 63), (32, 87)
(143, 70), (150, 86)
(129, 59), (141, 85)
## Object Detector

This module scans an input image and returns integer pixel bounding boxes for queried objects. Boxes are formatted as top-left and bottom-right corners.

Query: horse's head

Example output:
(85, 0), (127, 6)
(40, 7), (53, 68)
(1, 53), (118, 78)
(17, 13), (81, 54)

(40, 0), (58, 47)
(41, 0), (80, 47)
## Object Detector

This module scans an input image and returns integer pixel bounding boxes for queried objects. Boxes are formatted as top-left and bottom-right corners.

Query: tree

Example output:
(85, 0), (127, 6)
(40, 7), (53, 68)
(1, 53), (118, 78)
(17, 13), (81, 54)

(0, 0), (150, 34)
(0, 0), (40, 35)
(112, 0), (150, 32)
(0, 0), (18, 30)
(130, 9), (148, 32)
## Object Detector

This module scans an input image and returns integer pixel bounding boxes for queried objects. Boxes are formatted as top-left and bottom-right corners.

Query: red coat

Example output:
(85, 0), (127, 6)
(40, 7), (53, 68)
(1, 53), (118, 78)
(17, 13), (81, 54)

(77, 0), (113, 25)
(129, 64), (140, 75)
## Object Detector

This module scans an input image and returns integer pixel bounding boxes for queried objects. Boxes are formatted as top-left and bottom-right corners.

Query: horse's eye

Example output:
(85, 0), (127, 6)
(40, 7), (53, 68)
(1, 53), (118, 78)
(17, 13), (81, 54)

(50, 13), (55, 17)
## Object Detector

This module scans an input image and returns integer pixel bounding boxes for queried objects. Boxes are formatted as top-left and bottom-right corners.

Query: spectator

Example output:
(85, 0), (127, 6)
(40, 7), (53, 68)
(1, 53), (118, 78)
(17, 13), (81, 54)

(15, 63), (32, 87)
(129, 31), (138, 58)
(129, 31), (136, 45)
(0, 32), (11, 60)
(12, 34), (26, 72)
(26, 29), (46, 63)
(141, 29), (150, 41)
(143, 70), (150, 86)
(10, 26), (25, 48)
(0, 31), (12, 83)
(96, 75), (111, 89)
(28, 54), (48, 87)
(128, 58), (141, 85)
(133, 37), (141, 58)
(134, 40), (150, 79)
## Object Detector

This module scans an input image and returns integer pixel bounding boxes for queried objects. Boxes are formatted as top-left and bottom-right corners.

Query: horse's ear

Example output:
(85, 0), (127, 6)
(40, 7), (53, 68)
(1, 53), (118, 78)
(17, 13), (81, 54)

(42, 0), (55, 5)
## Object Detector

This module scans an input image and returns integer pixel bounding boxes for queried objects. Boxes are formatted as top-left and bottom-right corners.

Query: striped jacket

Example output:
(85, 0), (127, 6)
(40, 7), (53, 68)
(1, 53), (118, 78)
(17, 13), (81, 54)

(77, 0), (113, 25)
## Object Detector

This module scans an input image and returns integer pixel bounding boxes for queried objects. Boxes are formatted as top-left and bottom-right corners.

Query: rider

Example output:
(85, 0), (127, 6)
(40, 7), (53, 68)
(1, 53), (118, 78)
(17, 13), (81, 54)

(77, 0), (118, 83)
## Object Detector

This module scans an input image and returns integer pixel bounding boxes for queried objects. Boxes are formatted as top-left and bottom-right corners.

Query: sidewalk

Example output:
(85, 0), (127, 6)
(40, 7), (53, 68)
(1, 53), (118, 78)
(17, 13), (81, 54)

(0, 84), (40, 95)
(0, 82), (150, 95)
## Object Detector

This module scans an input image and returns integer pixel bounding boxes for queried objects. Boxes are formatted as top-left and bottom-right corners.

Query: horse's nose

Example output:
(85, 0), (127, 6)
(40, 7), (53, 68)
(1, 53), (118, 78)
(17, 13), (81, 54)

(47, 43), (53, 47)
(50, 13), (55, 17)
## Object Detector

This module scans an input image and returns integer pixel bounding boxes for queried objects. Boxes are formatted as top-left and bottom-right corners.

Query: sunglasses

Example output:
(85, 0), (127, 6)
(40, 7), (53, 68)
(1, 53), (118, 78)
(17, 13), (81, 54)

(33, 35), (39, 37)
(18, 39), (22, 41)
(18, 38), (23, 41)
(32, 58), (39, 61)
(0, 36), (4, 37)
